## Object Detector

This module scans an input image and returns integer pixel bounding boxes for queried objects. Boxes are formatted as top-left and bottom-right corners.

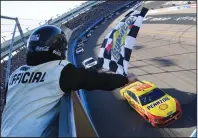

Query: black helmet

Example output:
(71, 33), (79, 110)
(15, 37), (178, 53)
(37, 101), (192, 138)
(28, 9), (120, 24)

(26, 25), (67, 65)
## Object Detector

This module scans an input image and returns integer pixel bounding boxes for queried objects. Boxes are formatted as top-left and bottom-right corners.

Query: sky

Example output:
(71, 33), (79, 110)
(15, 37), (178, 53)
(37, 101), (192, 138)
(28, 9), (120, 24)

(1, 1), (86, 43)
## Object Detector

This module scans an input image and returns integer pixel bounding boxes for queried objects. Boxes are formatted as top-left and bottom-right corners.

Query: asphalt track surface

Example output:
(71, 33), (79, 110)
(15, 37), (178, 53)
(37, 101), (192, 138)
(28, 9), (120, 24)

(75, 2), (196, 137)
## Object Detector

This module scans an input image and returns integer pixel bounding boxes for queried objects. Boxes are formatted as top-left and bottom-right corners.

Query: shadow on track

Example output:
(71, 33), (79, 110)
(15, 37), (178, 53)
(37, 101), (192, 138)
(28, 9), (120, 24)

(133, 45), (145, 50)
(150, 57), (176, 67)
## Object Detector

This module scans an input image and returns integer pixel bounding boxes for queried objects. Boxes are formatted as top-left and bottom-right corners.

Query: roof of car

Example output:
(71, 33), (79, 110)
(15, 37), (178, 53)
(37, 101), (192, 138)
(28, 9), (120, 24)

(126, 80), (157, 96)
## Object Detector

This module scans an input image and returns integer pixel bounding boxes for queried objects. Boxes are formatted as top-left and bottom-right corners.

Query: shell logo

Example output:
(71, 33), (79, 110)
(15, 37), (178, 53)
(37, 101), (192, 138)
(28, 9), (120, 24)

(159, 104), (168, 110)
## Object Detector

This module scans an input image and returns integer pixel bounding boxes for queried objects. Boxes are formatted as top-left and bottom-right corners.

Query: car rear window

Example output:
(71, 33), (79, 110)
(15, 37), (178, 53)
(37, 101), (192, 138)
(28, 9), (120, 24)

(139, 88), (166, 106)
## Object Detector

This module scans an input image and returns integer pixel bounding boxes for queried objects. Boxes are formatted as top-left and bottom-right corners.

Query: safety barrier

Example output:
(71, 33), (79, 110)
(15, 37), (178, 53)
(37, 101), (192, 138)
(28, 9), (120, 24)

(58, 93), (76, 137)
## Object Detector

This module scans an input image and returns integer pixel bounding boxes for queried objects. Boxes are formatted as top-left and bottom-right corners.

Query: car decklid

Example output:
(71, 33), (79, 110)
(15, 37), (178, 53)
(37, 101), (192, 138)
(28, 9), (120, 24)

(143, 95), (176, 117)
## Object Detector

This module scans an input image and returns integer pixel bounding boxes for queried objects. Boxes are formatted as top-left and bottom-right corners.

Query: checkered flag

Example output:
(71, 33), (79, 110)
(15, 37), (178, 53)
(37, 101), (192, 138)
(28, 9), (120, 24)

(97, 7), (148, 76)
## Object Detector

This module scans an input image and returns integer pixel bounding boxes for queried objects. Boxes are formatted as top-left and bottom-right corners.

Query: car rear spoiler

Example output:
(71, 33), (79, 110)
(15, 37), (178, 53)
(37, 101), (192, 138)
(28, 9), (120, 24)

(120, 78), (139, 89)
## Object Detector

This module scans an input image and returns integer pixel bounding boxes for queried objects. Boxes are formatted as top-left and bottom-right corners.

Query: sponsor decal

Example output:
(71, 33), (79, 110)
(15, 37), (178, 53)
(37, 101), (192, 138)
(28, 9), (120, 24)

(9, 71), (46, 85)
(159, 103), (169, 110)
(30, 34), (40, 41)
(111, 16), (136, 61)
(175, 16), (196, 22)
(53, 50), (61, 57)
(35, 46), (49, 52)
(147, 97), (170, 110)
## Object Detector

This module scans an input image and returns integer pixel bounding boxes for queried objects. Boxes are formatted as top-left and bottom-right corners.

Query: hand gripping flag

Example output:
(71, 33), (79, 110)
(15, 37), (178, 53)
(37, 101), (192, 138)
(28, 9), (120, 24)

(97, 7), (149, 76)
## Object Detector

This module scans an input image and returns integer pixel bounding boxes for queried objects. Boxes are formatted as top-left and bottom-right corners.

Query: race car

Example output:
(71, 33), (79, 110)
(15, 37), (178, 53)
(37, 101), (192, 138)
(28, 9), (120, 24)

(76, 47), (84, 54)
(77, 42), (84, 47)
(87, 32), (91, 37)
(120, 80), (182, 127)
(81, 37), (88, 42)
(82, 57), (97, 71)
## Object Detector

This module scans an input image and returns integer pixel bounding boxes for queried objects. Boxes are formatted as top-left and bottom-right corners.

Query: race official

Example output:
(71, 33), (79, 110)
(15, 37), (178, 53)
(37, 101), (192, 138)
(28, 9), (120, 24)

(1, 25), (137, 137)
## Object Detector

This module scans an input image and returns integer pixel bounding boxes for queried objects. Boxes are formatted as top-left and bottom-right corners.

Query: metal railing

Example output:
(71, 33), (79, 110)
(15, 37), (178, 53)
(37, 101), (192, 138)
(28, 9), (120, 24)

(1, 15), (26, 112)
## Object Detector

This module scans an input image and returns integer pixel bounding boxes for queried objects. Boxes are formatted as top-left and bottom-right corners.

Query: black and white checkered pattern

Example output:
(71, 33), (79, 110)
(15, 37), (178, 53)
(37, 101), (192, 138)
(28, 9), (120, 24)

(97, 7), (148, 76)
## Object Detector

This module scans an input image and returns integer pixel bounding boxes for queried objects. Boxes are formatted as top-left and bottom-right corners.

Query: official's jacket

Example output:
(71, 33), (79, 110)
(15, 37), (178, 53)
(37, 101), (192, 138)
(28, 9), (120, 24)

(1, 59), (129, 137)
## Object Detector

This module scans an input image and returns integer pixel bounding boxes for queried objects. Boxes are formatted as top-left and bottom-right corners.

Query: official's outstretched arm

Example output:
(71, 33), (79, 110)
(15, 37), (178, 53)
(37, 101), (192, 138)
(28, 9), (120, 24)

(59, 63), (129, 92)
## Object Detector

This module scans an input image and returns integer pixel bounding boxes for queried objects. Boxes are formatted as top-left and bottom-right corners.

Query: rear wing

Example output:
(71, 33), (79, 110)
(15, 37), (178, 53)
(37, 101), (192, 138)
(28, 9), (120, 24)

(120, 79), (148, 90)
(120, 79), (140, 91)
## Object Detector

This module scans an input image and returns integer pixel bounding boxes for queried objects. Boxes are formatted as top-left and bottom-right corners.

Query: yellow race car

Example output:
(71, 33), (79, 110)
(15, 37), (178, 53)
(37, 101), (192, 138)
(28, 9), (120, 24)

(120, 80), (182, 127)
